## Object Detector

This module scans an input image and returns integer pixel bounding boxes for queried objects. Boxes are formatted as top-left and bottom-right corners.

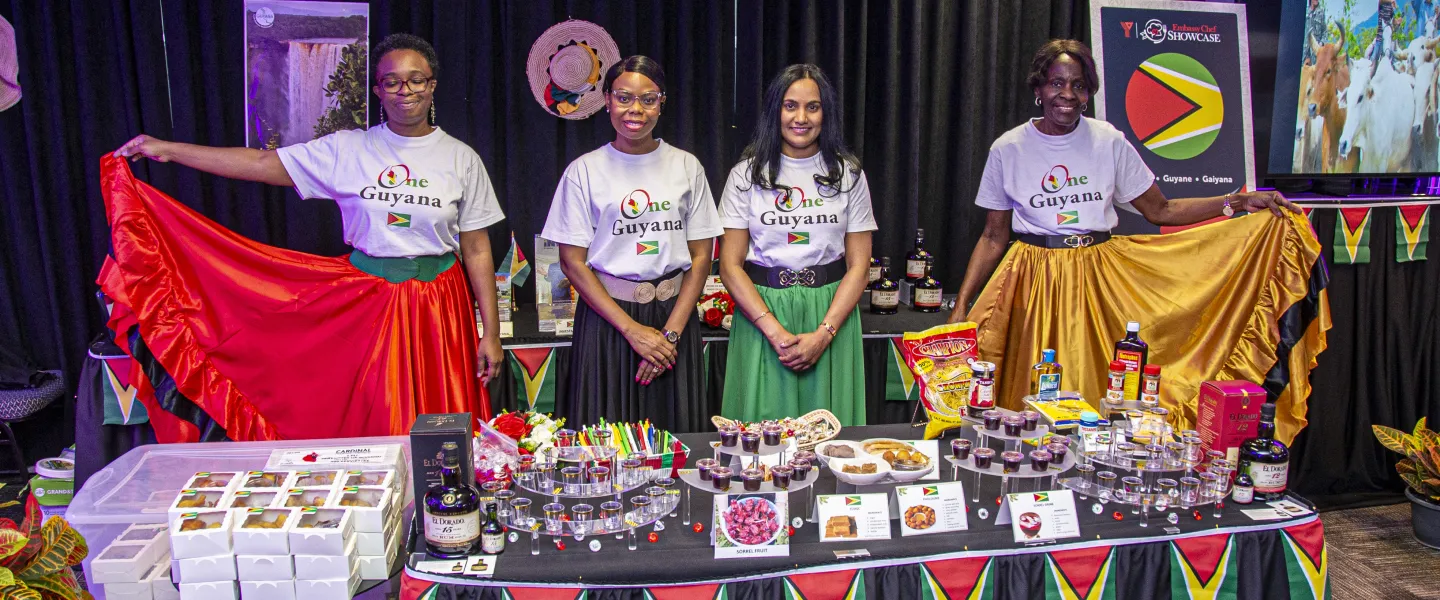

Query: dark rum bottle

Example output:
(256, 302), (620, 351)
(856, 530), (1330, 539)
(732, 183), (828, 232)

(867, 256), (882, 286)
(479, 500), (506, 554)
(1113, 321), (1148, 402)
(870, 257), (899, 315)
(913, 257), (943, 312)
(904, 228), (932, 282)
(423, 441), (481, 558)
(1237, 402), (1289, 502)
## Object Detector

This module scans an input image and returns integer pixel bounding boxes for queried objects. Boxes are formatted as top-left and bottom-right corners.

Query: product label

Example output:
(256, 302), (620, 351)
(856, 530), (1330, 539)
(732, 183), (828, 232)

(969, 381), (994, 410)
(1038, 374), (1059, 395)
(906, 260), (926, 279)
(480, 531), (506, 554)
(868, 266), (881, 283)
(1115, 350), (1143, 401)
(915, 288), (943, 307)
(425, 511), (480, 545)
(1232, 485), (1254, 504)
(1143, 378), (1160, 396)
(1250, 462), (1289, 493)
(872, 290), (899, 307)
(1105, 388), (1125, 405)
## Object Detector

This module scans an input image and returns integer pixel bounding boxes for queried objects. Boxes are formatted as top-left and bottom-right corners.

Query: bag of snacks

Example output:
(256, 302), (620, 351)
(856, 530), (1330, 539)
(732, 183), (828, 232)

(901, 322), (980, 439)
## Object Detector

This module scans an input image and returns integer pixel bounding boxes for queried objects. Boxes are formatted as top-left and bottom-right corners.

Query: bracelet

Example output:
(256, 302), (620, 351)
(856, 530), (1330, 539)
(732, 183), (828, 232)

(754, 310), (772, 323)
(820, 321), (837, 338)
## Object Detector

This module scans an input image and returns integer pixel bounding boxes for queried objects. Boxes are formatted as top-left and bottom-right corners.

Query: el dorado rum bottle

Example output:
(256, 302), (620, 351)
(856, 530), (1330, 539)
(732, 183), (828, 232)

(1237, 402), (1289, 502)
(424, 442), (481, 558)
(905, 228), (932, 282)
(1113, 321), (1148, 401)
(480, 500), (506, 554)
(870, 257), (899, 315)
(868, 256), (882, 285)
(913, 257), (943, 312)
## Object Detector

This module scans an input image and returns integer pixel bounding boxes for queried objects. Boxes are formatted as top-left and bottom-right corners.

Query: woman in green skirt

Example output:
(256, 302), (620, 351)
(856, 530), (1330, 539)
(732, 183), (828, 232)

(718, 64), (875, 425)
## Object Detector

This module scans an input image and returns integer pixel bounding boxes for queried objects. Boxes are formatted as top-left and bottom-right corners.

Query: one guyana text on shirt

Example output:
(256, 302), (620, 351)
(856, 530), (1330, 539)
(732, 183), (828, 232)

(612, 188), (682, 237)
(360, 164), (441, 208)
(760, 186), (839, 230)
(1029, 164), (1103, 211)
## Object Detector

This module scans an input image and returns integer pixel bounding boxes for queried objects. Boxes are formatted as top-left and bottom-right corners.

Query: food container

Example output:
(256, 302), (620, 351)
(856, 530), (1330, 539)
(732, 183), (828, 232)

(145, 563), (179, 600)
(328, 486), (395, 533)
(288, 507), (353, 556)
(182, 472), (240, 492)
(178, 580), (237, 600)
(169, 510), (233, 560)
(222, 490), (279, 512)
(89, 537), (169, 584)
(710, 466), (733, 492)
(740, 468), (764, 492)
(238, 470), (292, 490)
(290, 470), (343, 489)
(293, 566), (361, 600)
(357, 526), (402, 578)
(167, 489), (230, 525)
(232, 508), (296, 555)
(828, 457), (890, 485)
(102, 578), (154, 600)
(280, 487), (335, 509)
(239, 580), (296, 600)
(293, 539), (357, 580)
(888, 458), (935, 483)
(175, 553), (237, 584)
(235, 554), (294, 581)
(341, 469), (397, 492)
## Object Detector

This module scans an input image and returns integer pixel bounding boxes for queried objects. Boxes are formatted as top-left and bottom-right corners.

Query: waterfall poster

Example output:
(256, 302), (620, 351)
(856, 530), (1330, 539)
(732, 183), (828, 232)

(244, 0), (368, 149)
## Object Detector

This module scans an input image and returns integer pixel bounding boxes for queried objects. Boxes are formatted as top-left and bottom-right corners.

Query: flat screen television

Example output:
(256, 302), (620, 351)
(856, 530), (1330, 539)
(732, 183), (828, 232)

(1268, 0), (1440, 176)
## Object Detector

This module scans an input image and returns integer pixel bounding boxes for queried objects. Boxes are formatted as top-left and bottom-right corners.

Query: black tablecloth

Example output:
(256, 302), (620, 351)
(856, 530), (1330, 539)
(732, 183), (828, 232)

(404, 424), (1318, 588)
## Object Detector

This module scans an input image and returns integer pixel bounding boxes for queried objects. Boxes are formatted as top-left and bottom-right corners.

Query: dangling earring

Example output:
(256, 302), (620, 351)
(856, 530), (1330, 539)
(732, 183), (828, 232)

(1035, 97), (1042, 107)
(1081, 103), (1088, 112)
(379, 108), (386, 124)
(430, 102), (436, 125)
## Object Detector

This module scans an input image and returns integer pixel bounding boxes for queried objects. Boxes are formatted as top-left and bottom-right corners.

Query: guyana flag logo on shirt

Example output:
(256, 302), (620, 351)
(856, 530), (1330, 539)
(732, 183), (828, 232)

(387, 212), (411, 227)
(1126, 53), (1223, 160)
(788, 232), (810, 245)
(1057, 211), (1080, 226)
(637, 240), (660, 255)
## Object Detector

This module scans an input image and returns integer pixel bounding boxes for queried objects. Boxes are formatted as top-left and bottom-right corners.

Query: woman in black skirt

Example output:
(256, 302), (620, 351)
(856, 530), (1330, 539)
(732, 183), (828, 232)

(541, 56), (722, 432)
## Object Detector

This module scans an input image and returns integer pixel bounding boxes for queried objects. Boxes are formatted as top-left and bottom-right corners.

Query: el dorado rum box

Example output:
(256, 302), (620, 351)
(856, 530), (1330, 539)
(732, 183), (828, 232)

(409, 413), (474, 504)
(1196, 380), (1266, 464)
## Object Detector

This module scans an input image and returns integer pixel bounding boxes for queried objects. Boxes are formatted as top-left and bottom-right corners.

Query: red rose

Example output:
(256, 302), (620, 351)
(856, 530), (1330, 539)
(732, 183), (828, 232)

(492, 413), (530, 441)
(704, 308), (723, 327)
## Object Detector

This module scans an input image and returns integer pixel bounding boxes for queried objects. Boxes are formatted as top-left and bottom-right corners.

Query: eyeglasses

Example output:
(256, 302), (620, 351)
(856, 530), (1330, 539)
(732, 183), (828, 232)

(380, 76), (433, 94)
(610, 90), (664, 109)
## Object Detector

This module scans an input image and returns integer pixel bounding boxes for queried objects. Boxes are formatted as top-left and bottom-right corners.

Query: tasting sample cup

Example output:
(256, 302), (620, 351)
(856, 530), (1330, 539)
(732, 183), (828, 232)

(771, 465), (794, 490)
(1097, 471), (1119, 503)
(646, 486), (668, 516)
(543, 502), (566, 534)
(982, 410), (1003, 431)
(696, 458), (719, 481)
(571, 504), (594, 538)
(1074, 463), (1097, 498)
(494, 489), (516, 517)
(740, 431), (762, 454)
(973, 447), (996, 469)
(1179, 476), (1202, 509)
(711, 466), (734, 491)
(1045, 442), (1068, 465)
(1197, 472), (1221, 502)
(592, 429), (614, 451)
(951, 438), (973, 460)
(1020, 410), (1041, 432)
(1145, 444), (1167, 469)
(630, 496), (652, 522)
(1001, 451), (1024, 474)
(1029, 449), (1053, 472)
(741, 468), (764, 492)
(1002, 416), (1024, 437)
(793, 450), (818, 465)
(1155, 478), (1178, 511)
(789, 459), (813, 481)
(599, 501), (622, 532)
(588, 466), (611, 492)
(718, 425), (740, 448)
(1121, 476), (1145, 511)
(555, 428), (578, 448)
(481, 481), (502, 501)
(627, 452), (651, 484)
(560, 466), (584, 494)
(509, 497), (533, 527)
(762, 423), (784, 447)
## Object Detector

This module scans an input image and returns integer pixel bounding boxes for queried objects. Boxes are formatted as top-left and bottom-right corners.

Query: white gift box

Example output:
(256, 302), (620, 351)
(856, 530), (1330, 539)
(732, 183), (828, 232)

(114, 523), (170, 546)
(179, 580), (237, 600)
(288, 507), (354, 556)
(223, 489), (281, 512)
(239, 579), (297, 600)
(329, 485), (395, 533)
(90, 534), (170, 583)
(175, 553), (236, 584)
(232, 508), (296, 555)
(169, 510), (233, 559)
(293, 565), (360, 600)
(278, 486), (336, 510)
(237, 470), (293, 490)
(356, 526), (402, 580)
(353, 508), (399, 556)
(293, 538), (357, 581)
(182, 471), (241, 493)
(290, 470), (344, 489)
(236, 554), (294, 581)
(104, 577), (155, 600)
(341, 469), (397, 493)
(145, 563), (180, 600)
(168, 488), (232, 526)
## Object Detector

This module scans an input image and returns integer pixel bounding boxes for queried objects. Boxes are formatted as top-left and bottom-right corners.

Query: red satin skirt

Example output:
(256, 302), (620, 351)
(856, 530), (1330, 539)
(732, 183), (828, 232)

(96, 156), (489, 442)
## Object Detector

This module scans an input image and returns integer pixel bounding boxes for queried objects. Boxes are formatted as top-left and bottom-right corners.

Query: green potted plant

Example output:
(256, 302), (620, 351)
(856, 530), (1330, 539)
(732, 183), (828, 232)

(1373, 417), (1440, 548)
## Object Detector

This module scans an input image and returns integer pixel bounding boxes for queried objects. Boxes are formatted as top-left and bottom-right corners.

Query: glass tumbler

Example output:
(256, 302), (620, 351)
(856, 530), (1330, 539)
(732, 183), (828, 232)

(1096, 470), (1119, 503)
(1074, 463), (1097, 500)
(1179, 476), (1202, 509)
(1155, 478), (1178, 512)
(543, 502), (566, 534)
(495, 489), (516, 518)
(600, 500), (623, 538)
(509, 497), (533, 528)
(1121, 476), (1145, 516)
(560, 466), (584, 495)
(571, 504), (594, 540)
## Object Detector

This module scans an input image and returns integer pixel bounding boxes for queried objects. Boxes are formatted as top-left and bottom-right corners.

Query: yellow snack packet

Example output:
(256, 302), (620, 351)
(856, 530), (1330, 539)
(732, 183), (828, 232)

(901, 323), (980, 439)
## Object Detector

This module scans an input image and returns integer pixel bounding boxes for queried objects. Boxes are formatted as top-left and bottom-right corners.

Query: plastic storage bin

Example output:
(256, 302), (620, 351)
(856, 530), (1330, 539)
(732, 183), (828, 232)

(68, 436), (409, 600)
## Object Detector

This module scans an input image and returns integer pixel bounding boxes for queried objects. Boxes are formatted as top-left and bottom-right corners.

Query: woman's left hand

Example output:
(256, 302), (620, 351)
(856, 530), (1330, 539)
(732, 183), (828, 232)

(478, 336), (504, 385)
(778, 330), (832, 371)
(636, 360), (667, 386)
(1236, 191), (1301, 217)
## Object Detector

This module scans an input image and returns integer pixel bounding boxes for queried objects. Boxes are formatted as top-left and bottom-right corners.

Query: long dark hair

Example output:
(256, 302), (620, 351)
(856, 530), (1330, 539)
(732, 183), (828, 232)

(739, 64), (860, 196)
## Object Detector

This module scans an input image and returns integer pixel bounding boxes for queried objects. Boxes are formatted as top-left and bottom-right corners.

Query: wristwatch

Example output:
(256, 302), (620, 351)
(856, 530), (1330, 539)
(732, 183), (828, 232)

(662, 329), (680, 344)
(1222, 193), (1236, 217)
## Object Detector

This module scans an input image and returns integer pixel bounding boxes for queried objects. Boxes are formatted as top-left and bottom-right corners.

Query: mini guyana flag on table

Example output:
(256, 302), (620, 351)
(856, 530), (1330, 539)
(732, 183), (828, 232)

(1396, 205), (1430, 262)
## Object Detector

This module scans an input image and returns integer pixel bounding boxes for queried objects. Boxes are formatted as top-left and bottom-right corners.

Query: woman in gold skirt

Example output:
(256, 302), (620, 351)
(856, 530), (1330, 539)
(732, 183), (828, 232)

(948, 40), (1328, 444)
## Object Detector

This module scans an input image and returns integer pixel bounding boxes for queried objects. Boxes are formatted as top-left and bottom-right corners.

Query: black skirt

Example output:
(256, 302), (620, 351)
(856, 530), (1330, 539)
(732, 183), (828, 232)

(556, 294), (705, 433)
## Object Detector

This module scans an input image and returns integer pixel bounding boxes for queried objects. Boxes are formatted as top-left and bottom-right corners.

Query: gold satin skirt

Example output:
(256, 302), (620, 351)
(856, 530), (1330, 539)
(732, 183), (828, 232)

(970, 211), (1330, 445)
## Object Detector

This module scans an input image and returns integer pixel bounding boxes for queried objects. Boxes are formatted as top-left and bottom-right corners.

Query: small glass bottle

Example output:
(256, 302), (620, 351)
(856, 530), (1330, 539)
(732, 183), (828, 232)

(1140, 364), (1162, 408)
(480, 501), (506, 554)
(1030, 349), (1062, 400)
(968, 361), (997, 418)
(1232, 472), (1255, 505)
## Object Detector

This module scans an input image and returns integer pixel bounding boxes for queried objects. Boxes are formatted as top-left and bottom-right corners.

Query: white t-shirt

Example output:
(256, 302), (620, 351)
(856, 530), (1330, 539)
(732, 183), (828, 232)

(719, 154), (877, 269)
(540, 141), (724, 281)
(974, 117), (1155, 236)
(276, 124), (505, 258)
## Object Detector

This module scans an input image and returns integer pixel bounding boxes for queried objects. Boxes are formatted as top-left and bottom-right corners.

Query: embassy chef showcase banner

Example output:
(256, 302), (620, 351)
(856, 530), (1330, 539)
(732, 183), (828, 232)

(1091, 1), (1256, 205)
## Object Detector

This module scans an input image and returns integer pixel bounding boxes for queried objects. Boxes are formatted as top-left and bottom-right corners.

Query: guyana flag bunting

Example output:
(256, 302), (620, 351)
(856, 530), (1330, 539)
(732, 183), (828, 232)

(1395, 204), (1430, 262)
(919, 557), (993, 600)
(508, 348), (557, 413)
(1281, 520), (1330, 600)
(885, 339), (918, 401)
(1045, 546), (1117, 600)
(1170, 533), (1237, 599)
(1333, 207), (1372, 264)
(783, 570), (864, 599)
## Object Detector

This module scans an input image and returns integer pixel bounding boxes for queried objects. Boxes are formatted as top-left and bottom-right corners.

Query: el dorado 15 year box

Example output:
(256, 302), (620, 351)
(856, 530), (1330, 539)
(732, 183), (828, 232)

(409, 413), (475, 505)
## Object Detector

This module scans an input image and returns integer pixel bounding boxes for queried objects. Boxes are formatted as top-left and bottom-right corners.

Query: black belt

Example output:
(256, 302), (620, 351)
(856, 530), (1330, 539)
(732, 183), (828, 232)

(745, 259), (847, 288)
(1017, 232), (1113, 249)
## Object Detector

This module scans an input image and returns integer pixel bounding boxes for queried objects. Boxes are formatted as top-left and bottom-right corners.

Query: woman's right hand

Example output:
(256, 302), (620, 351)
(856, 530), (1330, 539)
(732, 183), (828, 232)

(624, 325), (677, 369)
(113, 135), (174, 162)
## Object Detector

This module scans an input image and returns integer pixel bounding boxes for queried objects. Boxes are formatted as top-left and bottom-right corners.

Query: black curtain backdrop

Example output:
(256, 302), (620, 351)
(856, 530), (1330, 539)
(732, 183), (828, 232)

(2, 0), (1437, 508)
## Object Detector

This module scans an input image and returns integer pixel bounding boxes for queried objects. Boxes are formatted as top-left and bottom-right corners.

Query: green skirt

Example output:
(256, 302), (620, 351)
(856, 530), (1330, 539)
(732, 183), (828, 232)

(720, 281), (866, 425)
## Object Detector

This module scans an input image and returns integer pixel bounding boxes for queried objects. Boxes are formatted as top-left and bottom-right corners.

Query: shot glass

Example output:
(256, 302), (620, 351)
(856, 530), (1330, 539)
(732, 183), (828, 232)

(560, 466), (584, 495)
(655, 477), (678, 517)
(645, 486), (667, 517)
(600, 501), (623, 538)
(571, 503), (594, 540)
(1155, 478), (1178, 513)
(588, 466), (611, 493)
(543, 502), (566, 534)
(620, 456), (643, 487)
(1197, 472), (1221, 506)
(627, 452), (650, 484)
(494, 489), (516, 518)
(1179, 476), (1202, 509)
(1145, 444), (1167, 470)
(481, 481), (502, 503)
(1096, 470), (1119, 503)
(509, 497), (533, 528)
(555, 428), (578, 448)
(1074, 463), (1097, 500)
(629, 496), (652, 531)
(592, 429), (614, 452)
(1209, 466), (1233, 518)
(1122, 476), (1145, 517)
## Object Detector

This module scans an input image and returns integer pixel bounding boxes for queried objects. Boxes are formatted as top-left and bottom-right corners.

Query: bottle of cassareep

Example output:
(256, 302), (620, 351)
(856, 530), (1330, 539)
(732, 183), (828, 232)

(1113, 321), (1148, 402)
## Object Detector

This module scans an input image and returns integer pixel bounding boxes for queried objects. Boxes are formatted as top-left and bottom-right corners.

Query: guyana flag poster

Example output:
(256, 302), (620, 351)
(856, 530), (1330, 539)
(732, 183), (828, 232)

(1091, 1), (1255, 203)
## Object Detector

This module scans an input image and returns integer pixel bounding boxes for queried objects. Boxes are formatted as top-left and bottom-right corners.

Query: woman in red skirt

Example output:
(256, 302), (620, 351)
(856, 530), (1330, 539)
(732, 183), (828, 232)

(106, 34), (505, 441)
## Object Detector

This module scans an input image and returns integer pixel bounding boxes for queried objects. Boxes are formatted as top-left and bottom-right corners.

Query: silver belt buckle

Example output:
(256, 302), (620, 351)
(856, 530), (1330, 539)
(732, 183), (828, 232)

(778, 268), (817, 287)
(1063, 234), (1094, 248)
(654, 278), (678, 302)
(632, 282), (657, 303)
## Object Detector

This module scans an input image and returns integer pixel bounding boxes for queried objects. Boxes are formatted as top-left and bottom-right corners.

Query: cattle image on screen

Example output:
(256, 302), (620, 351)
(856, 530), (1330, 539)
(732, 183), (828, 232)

(1272, 0), (1440, 175)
